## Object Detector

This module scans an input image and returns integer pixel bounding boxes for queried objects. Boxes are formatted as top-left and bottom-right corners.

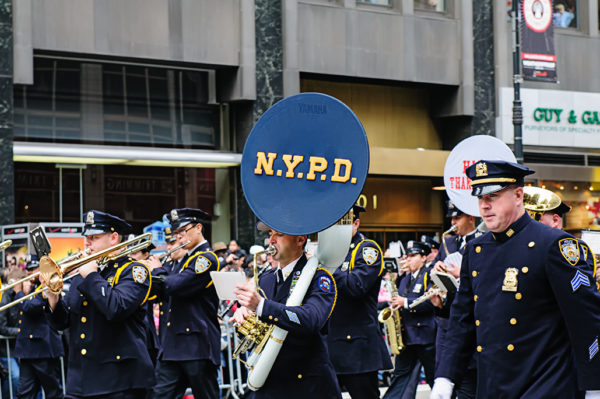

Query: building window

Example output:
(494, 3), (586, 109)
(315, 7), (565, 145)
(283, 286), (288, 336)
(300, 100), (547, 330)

(414, 0), (446, 12)
(357, 0), (392, 6)
(553, 1), (577, 28)
(14, 59), (220, 148)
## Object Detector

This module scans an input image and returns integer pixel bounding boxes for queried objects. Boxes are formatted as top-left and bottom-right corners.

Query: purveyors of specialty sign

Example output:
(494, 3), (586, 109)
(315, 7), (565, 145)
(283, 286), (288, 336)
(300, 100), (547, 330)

(241, 93), (369, 235)
(443, 135), (516, 216)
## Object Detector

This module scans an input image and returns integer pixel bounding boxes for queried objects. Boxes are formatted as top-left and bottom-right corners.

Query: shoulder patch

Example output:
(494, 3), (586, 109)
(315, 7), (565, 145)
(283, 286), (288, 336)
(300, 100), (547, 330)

(318, 275), (332, 293)
(362, 246), (379, 265)
(132, 265), (148, 284)
(559, 238), (580, 266)
(195, 256), (212, 274)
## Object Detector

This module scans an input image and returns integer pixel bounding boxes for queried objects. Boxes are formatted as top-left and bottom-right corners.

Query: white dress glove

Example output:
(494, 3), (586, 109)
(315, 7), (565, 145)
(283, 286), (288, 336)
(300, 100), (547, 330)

(430, 377), (454, 399)
(586, 391), (600, 399)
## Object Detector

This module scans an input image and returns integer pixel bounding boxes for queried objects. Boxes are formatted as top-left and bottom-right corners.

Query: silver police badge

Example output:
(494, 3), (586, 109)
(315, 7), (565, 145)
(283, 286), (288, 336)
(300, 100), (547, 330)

(363, 247), (378, 265)
(170, 209), (179, 221)
(195, 256), (211, 274)
(132, 266), (148, 284)
(86, 211), (94, 225)
(559, 238), (580, 266)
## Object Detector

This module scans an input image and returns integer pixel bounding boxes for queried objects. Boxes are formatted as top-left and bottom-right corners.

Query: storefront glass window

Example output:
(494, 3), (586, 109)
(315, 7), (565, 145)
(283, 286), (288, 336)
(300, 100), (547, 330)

(414, 0), (446, 12)
(552, 1), (577, 28)
(14, 59), (220, 148)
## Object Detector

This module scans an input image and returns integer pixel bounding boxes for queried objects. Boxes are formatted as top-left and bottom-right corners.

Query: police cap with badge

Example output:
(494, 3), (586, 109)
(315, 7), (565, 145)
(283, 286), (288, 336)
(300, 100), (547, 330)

(446, 200), (463, 218)
(406, 240), (431, 256)
(26, 254), (40, 271)
(420, 235), (440, 250)
(465, 160), (535, 197)
(83, 210), (131, 236)
(168, 208), (209, 231)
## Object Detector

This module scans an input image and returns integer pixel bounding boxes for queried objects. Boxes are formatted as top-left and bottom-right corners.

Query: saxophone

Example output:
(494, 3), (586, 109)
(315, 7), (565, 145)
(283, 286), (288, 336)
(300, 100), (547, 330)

(378, 273), (404, 355)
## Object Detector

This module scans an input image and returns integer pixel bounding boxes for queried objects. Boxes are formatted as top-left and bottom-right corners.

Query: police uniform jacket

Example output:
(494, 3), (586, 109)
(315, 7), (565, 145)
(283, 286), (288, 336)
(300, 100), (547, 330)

(14, 288), (64, 359)
(252, 254), (341, 399)
(437, 212), (600, 398)
(432, 235), (460, 265)
(46, 255), (155, 397)
(327, 232), (392, 374)
(396, 266), (437, 346)
(153, 241), (221, 365)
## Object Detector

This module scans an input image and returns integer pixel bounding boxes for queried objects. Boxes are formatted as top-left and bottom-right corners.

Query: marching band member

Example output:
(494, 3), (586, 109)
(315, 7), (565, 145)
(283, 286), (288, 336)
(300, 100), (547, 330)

(44, 210), (155, 399)
(327, 204), (392, 399)
(383, 241), (436, 399)
(232, 222), (341, 399)
(147, 208), (220, 399)
(431, 161), (600, 399)
(14, 255), (64, 399)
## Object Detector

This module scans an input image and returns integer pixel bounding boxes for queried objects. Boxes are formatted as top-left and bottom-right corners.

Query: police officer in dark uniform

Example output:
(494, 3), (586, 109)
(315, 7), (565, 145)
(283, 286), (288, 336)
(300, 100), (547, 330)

(147, 208), (220, 399)
(431, 160), (600, 399)
(327, 204), (392, 399)
(383, 241), (436, 399)
(421, 235), (440, 268)
(14, 255), (64, 399)
(232, 222), (342, 399)
(45, 210), (155, 399)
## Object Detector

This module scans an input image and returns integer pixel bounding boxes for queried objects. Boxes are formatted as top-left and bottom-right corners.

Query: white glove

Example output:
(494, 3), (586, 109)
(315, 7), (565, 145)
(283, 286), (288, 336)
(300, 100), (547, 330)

(430, 377), (454, 399)
(586, 391), (600, 399)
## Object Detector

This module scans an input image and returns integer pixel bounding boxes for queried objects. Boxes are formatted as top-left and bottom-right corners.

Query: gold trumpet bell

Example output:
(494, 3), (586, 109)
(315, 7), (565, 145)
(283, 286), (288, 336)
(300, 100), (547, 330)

(39, 256), (63, 294)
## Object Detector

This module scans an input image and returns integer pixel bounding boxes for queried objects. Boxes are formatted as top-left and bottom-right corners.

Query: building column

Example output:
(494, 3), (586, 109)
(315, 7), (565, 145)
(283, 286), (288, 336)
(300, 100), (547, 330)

(472, 0), (495, 136)
(235, 0), (283, 249)
(0, 0), (14, 224)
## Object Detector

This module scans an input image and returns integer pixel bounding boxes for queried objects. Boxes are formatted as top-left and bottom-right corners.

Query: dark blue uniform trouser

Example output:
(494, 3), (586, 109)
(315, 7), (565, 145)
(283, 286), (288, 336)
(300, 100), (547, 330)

(17, 358), (62, 399)
(151, 359), (218, 399)
(65, 389), (146, 399)
(337, 371), (379, 399)
(383, 344), (435, 399)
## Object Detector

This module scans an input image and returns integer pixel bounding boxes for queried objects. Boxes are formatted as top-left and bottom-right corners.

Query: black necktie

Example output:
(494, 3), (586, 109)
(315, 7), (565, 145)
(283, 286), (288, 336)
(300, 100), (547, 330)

(276, 269), (284, 284)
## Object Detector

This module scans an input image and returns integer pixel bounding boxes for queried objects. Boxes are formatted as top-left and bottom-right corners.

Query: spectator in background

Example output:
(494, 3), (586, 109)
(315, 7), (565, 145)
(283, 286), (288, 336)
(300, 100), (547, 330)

(0, 269), (26, 399)
(227, 240), (246, 259)
(212, 242), (228, 267)
(553, 3), (574, 28)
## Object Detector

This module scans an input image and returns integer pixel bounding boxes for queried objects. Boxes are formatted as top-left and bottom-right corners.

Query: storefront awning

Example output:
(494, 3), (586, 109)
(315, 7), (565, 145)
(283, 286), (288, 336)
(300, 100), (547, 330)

(13, 142), (242, 168)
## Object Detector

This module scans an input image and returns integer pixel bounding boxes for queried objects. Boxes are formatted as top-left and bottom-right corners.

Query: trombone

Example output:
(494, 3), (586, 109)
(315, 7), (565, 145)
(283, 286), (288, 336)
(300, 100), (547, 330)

(0, 240), (12, 252)
(0, 233), (153, 312)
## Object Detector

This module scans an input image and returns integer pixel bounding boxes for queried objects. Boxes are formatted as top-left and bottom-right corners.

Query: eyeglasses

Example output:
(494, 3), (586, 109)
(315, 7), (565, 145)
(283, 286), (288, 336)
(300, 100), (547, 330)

(175, 224), (196, 236)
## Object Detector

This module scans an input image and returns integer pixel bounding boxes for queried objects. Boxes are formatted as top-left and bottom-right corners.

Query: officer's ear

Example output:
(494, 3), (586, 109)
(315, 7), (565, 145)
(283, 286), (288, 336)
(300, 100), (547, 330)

(110, 231), (121, 246)
(514, 186), (524, 202)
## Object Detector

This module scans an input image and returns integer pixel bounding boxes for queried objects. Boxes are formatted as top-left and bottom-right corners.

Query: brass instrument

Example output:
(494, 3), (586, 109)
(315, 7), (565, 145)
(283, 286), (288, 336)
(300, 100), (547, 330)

(442, 225), (457, 257)
(0, 233), (153, 312)
(409, 286), (444, 309)
(523, 186), (562, 221)
(0, 240), (12, 252)
(158, 240), (191, 261)
(378, 273), (404, 355)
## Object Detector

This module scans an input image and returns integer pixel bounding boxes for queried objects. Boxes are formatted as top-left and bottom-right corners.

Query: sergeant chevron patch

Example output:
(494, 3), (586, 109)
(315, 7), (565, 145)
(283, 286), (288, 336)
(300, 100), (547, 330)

(285, 310), (300, 324)
(571, 270), (590, 292)
(589, 337), (598, 361)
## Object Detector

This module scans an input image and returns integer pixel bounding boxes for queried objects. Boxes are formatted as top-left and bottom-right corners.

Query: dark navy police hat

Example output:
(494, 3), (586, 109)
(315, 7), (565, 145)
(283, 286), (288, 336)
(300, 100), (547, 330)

(352, 204), (366, 221)
(406, 240), (431, 256)
(83, 210), (131, 236)
(164, 225), (177, 243)
(26, 254), (40, 270)
(549, 202), (571, 217)
(446, 200), (463, 218)
(169, 208), (208, 231)
(420, 235), (440, 250)
(466, 160), (535, 197)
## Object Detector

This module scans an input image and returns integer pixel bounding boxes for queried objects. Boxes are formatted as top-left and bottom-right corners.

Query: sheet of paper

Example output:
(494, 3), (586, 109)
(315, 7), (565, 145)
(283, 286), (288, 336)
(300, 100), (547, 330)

(210, 271), (246, 302)
(581, 230), (600, 255)
(444, 251), (463, 269)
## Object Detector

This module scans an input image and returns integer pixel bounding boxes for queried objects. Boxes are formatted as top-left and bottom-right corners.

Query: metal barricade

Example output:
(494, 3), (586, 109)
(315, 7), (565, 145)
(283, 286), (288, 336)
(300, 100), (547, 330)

(0, 335), (66, 399)
(218, 318), (247, 399)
